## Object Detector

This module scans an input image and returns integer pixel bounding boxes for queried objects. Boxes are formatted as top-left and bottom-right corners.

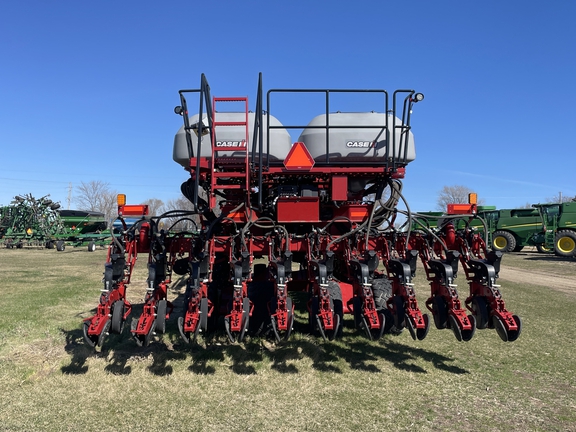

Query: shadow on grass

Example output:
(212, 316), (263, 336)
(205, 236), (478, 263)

(61, 289), (468, 377)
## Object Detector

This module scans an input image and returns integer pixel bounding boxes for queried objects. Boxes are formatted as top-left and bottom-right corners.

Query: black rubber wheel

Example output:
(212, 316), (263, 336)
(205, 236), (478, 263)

(471, 296), (489, 330)
(83, 321), (96, 348)
(461, 315), (476, 342)
(46, 240), (54, 249)
(536, 243), (553, 254)
(238, 297), (250, 342)
(507, 315), (522, 342)
(372, 278), (393, 311)
(392, 295), (405, 330)
(110, 300), (125, 334)
(448, 314), (463, 341)
(97, 320), (111, 347)
(199, 297), (209, 331)
(327, 281), (343, 338)
(177, 316), (191, 344)
(554, 230), (576, 257)
(432, 296), (448, 329)
(155, 300), (167, 334)
(493, 315), (508, 342)
(88, 241), (96, 252)
(492, 231), (516, 253)
(416, 313), (430, 341)
(56, 240), (65, 252)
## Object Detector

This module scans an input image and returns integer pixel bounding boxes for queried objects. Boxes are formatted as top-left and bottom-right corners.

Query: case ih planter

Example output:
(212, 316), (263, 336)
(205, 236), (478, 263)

(83, 74), (521, 348)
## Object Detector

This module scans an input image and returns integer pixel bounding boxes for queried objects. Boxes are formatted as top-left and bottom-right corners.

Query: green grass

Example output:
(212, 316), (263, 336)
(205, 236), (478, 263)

(0, 247), (575, 431)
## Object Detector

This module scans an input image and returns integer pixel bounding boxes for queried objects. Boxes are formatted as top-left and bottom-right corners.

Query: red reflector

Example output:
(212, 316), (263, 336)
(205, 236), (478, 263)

(447, 204), (474, 214)
(119, 204), (149, 216)
(283, 142), (315, 170)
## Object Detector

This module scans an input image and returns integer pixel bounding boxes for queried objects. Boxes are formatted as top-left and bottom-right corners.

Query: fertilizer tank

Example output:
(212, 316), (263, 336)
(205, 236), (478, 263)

(173, 112), (293, 168)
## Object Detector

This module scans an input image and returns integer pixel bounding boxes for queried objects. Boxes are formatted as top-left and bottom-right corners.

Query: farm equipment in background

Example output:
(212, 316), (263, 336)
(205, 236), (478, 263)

(0, 194), (63, 248)
(416, 198), (576, 257)
(0, 194), (111, 251)
(82, 73), (521, 349)
(532, 201), (576, 257)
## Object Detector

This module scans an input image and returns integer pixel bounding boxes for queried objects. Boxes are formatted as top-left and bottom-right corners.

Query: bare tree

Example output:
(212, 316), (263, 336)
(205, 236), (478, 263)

(75, 180), (118, 227)
(143, 198), (164, 216)
(436, 185), (483, 211)
(544, 192), (574, 204)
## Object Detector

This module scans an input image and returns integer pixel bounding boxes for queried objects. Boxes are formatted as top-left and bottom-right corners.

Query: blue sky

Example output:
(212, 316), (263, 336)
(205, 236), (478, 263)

(1, 1), (575, 212)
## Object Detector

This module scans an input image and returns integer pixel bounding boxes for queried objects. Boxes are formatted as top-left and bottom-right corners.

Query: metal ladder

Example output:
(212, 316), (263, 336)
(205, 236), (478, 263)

(209, 97), (250, 208)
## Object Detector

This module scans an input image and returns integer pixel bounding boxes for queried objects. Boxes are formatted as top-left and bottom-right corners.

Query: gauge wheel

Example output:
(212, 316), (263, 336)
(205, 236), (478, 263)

(432, 296), (448, 329)
(110, 300), (125, 334)
(155, 300), (167, 334)
(471, 296), (489, 330)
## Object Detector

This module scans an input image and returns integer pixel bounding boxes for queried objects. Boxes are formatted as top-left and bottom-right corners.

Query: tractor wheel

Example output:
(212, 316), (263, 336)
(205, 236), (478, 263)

(554, 230), (576, 257)
(87, 241), (96, 252)
(492, 231), (516, 253)
(536, 243), (553, 254)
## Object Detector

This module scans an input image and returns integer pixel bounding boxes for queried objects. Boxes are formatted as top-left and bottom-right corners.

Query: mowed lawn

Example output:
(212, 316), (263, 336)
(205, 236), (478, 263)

(0, 247), (574, 431)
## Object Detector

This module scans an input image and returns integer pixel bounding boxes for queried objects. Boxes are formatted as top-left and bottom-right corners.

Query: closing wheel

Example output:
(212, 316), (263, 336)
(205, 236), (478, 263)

(492, 231), (516, 253)
(46, 240), (54, 249)
(406, 313), (417, 341)
(432, 296), (448, 329)
(88, 241), (96, 252)
(97, 319), (111, 348)
(353, 297), (363, 330)
(554, 230), (576, 257)
(461, 315), (476, 342)
(110, 300), (125, 334)
(471, 296), (489, 330)
(56, 240), (65, 252)
(507, 315), (522, 342)
(448, 314), (462, 341)
(416, 313), (430, 341)
(493, 315), (508, 342)
(143, 320), (156, 347)
(177, 316), (191, 344)
(82, 321), (96, 348)
(155, 300), (167, 334)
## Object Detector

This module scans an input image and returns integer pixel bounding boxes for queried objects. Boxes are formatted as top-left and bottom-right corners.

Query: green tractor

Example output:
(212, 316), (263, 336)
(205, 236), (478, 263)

(532, 201), (576, 257)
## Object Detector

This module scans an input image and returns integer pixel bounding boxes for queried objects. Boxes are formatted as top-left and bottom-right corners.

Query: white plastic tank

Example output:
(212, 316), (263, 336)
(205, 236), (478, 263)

(173, 112), (293, 168)
(297, 112), (416, 164)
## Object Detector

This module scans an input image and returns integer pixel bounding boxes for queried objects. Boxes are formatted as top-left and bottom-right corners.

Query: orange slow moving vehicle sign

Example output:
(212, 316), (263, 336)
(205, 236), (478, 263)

(283, 142), (315, 170)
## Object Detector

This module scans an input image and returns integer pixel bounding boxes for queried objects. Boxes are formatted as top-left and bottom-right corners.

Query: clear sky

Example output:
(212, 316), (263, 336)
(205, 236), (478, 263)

(1, 1), (575, 212)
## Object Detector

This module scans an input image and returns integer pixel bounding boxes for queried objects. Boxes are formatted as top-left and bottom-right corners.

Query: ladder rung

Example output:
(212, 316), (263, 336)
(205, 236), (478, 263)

(213, 121), (247, 127)
(214, 97), (247, 102)
(215, 184), (244, 190)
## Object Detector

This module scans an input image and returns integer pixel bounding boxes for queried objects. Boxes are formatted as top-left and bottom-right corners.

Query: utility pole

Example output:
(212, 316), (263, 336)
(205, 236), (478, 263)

(67, 182), (72, 209)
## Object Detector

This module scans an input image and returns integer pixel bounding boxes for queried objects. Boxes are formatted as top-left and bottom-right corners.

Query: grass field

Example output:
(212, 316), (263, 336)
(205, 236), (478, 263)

(0, 247), (575, 431)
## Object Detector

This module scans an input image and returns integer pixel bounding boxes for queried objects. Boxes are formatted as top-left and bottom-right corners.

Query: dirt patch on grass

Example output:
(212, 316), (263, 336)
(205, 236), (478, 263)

(499, 257), (576, 296)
